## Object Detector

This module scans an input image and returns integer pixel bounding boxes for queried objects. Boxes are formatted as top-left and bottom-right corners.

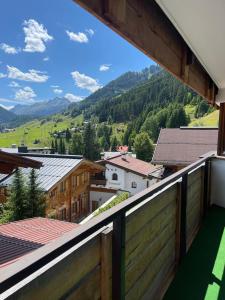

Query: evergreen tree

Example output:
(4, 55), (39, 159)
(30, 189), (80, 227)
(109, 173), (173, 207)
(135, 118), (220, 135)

(26, 169), (45, 217)
(5, 169), (28, 221)
(141, 117), (159, 142)
(111, 136), (118, 151)
(65, 128), (71, 142)
(99, 136), (110, 151)
(134, 132), (154, 162)
(59, 138), (66, 154)
(83, 123), (100, 161)
(51, 140), (55, 154)
(55, 139), (58, 153)
(69, 133), (84, 155)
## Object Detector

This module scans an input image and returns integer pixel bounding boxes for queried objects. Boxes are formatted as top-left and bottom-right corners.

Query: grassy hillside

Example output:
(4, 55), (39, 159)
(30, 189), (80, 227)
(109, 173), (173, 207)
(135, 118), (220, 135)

(188, 107), (219, 127)
(0, 114), (83, 148)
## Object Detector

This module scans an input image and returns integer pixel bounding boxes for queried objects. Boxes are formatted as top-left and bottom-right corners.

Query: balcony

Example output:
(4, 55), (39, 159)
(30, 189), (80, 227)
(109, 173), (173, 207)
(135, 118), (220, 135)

(1, 152), (225, 299)
(90, 175), (107, 186)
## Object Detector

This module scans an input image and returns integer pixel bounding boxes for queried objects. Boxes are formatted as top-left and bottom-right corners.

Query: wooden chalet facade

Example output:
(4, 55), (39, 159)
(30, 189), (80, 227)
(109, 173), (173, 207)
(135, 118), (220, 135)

(0, 154), (104, 223)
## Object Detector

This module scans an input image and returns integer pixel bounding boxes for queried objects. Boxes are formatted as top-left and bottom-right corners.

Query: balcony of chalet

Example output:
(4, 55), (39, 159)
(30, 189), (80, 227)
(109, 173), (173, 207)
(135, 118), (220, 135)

(1, 152), (225, 299)
(2, 0), (225, 299)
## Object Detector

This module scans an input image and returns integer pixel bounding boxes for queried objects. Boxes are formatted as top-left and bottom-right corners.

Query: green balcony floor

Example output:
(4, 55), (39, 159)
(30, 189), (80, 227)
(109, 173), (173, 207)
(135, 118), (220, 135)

(164, 206), (225, 300)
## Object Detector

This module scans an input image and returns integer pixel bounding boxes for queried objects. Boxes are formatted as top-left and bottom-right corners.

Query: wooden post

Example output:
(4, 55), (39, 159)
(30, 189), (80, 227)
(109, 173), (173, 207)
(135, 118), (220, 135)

(175, 182), (181, 266)
(179, 174), (188, 261)
(101, 227), (112, 300)
(217, 102), (225, 156)
(112, 213), (126, 300)
(203, 161), (209, 217)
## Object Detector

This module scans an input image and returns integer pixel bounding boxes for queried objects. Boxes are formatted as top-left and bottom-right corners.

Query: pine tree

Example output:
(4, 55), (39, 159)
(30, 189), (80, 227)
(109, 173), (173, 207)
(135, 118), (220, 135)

(134, 132), (154, 162)
(65, 128), (71, 142)
(26, 169), (45, 217)
(59, 138), (66, 154)
(69, 133), (84, 155)
(51, 140), (55, 154)
(111, 136), (118, 151)
(83, 123), (100, 161)
(55, 139), (58, 153)
(6, 169), (28, 221)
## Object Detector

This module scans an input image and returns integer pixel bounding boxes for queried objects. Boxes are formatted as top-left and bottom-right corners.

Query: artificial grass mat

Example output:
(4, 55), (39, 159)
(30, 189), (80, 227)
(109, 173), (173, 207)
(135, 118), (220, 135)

(164, 206), (225, 300)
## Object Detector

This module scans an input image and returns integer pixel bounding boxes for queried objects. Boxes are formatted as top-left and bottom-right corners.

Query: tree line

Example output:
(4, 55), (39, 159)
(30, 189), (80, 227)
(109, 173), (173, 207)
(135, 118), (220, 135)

(0, 169), (45, 224)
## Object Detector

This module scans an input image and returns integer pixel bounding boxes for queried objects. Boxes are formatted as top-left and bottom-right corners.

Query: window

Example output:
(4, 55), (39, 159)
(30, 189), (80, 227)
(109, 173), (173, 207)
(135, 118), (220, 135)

(60, 208), (66, 220)
(72, 176), (77, 187)
(131, 182), (137, 188)
(112, 173), (118, 181)
(60, 181), (66, 193)
(147, 181), (149, 188)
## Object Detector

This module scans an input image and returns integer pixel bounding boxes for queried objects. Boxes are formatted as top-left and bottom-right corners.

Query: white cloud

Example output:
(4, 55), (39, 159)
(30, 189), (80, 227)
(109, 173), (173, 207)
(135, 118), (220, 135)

(9, 81), (21, 88)
(66, 30), (88, 43)
(85, 29), (94, 36)
(71, 70), (101, 93)
(43, 56), (49, 61)
(7, 66), (49, 82)
(0, 43), (20, 54)
(0, 73), (7, 78)
(50, 85), (59, 88)
(53, 88), (63, 94)
(23, 19), (53, 53)
(65, 93), (84, 102)
(99, 64), (111, 72)
(15, 86), (36, 102)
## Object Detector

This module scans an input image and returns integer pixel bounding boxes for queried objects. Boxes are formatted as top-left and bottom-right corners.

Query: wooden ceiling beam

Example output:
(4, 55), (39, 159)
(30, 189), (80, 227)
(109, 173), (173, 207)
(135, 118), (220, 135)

(0, 163), (15, 174)
(0, 150), (42, 169)
(74, 0), (218, 104)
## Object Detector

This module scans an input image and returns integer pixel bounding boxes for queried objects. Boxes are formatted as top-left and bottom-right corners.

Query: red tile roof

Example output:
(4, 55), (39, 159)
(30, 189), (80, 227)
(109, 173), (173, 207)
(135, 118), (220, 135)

(101, 154), (161, 177)
(152, 128), (218, 166)
(0, 217), (79, 268)
(116, 145), (129, 152)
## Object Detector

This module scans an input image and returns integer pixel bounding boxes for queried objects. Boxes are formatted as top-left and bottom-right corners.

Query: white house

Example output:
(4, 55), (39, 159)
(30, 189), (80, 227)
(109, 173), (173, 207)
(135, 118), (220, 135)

(98, 154), (163, 196)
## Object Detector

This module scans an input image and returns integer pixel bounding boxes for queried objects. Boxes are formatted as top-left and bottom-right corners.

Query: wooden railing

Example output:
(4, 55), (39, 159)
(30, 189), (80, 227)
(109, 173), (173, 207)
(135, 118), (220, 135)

(0, 153), (213, 300)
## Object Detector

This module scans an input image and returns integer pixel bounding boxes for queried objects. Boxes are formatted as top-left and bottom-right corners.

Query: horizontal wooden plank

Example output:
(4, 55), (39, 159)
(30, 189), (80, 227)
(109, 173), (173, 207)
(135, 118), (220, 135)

(125, 236), (175, 300)
(188, 170), (202, 187)
(8, 236), (101, 300)
(126, 202), (176, 267)
(66, 266), (101, 300)
(126, 225), (175, 292)
(126, 185), (177, 241)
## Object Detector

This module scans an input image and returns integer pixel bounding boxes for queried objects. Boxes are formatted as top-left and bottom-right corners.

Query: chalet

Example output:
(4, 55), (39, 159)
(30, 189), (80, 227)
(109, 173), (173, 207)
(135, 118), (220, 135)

(98, 154), (163, 196)
(0, 154), (104, 222)
(3, 1), (225, 300)
(152, 127), (218, 172)
(0, 218), (79, 268)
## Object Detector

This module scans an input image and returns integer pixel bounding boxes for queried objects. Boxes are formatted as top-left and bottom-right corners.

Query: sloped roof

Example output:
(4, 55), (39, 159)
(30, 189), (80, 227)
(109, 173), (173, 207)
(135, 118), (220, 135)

(152, 128), (218, 166)
(0, 156), (82, 191)
(100, 154), (162, 177)
(0, 218), (79, 268)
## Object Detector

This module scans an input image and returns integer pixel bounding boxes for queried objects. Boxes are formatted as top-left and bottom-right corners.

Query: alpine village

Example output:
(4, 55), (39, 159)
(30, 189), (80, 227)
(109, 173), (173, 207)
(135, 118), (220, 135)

(0, 1), (225, 300)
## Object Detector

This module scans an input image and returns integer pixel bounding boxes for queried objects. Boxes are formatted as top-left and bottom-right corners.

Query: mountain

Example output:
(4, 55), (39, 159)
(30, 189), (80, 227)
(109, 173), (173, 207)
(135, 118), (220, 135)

(67, 65), (160, 116)
(67, 66), (199, 122)
(12, 97), (71, 117)
(0, 106), (16, 124)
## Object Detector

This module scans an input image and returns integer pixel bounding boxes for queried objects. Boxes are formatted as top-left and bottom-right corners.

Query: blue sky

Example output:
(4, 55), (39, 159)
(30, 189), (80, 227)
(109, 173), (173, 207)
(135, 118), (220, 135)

(0, 0), (154, 109)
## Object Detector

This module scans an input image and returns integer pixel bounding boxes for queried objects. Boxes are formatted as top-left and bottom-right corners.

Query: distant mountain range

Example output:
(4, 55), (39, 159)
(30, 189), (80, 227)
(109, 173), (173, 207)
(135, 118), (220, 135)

(0, 106), (16, 124)
(11, 97), (71, 117)
(10, 97), (71, 117)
